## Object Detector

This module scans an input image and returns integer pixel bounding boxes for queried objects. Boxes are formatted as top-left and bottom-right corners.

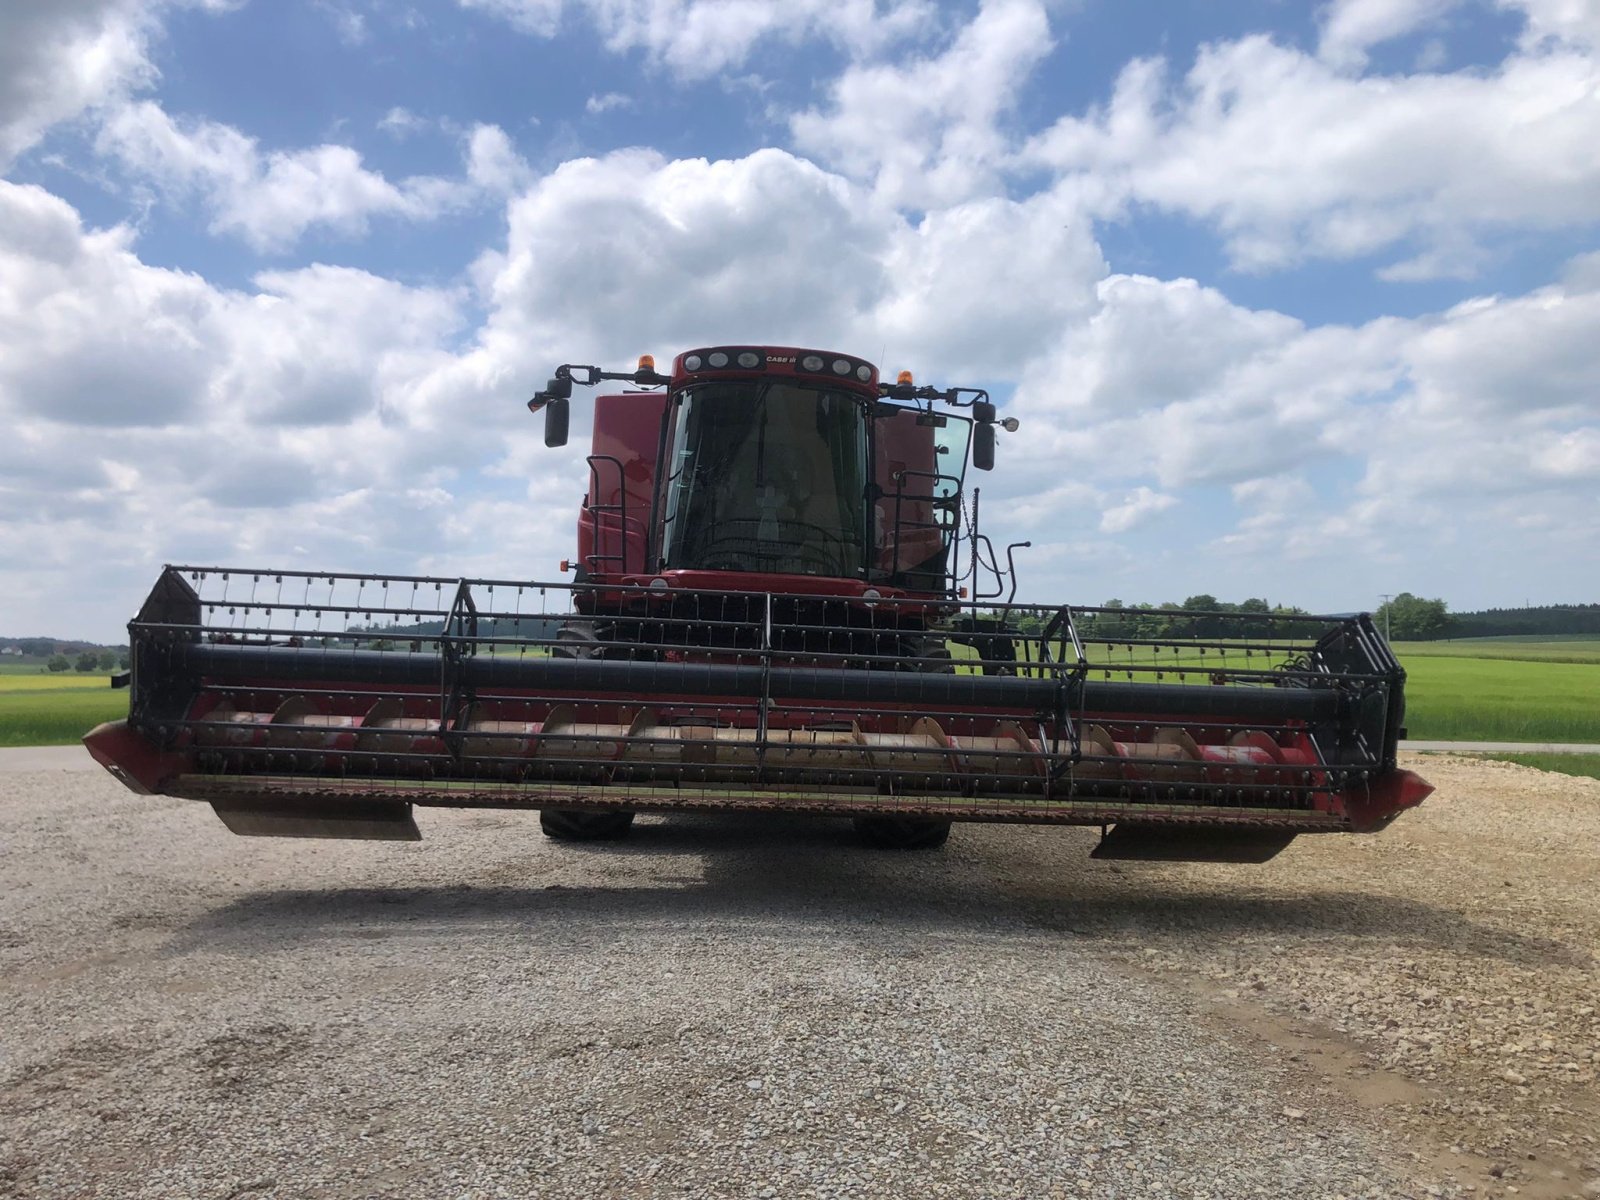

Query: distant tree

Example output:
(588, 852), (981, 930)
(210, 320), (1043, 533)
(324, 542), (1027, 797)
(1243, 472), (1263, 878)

(48, 654), (70, 673)
(1153, 601), (1184, 638)
(98, 651), (118, 671)
(74, 651), (100, 672)
(18, 638), (55, 658)
(1271, 604), (1310, 639)
(118, 651), (131, 670)
(1096, 599), (1130, 639)
(1126, 602), (1157, 639)
(1374, 593), (1452, 641)
(1181, 594), (1224, 638)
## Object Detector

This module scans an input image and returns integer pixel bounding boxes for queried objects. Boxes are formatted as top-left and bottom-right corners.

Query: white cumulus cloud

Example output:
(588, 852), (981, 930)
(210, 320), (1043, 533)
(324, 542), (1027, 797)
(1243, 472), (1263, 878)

(1023, 30), (1600, 278)
(0, 0), (238, 167)
(792, 0), (1053, 208)
(97, 101), (528, 251)
(460, 0), (935, 78)
(584, 92), (633, 115)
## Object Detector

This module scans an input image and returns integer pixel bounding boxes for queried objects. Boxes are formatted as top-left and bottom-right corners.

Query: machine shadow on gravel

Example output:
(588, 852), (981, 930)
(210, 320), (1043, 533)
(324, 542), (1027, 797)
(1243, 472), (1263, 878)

(160, 815), (1579, 969)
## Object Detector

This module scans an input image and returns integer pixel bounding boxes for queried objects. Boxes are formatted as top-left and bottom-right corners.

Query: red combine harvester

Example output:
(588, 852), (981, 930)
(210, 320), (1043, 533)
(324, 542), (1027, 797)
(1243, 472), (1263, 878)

(85, 345), (1431, 860)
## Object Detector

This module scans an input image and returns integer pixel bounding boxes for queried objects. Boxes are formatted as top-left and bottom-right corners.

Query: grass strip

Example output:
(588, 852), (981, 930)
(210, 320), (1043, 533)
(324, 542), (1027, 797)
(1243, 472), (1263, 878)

(1480, 753), (1600, 782)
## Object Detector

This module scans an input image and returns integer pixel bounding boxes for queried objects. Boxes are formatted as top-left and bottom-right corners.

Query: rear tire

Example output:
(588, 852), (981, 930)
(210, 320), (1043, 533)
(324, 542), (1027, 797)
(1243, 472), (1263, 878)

(540, 809), (636, 841)
(553, 621), (603, 658)
(853, 816), (952, 850)
(910, 638), (954, 671)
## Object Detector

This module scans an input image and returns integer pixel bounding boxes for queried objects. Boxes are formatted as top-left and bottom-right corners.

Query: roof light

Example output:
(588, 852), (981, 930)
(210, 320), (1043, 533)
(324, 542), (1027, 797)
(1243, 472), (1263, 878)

(832, 358), (851, 375)
(684, 354), (703, 370)
(1001, 417), (1020, 433)
(638, 354), (656, 372)
(708, 351), (729, 368)
(855, 364), (872, 381)
(897, 370), (913, 385)
(801, 354), (824, 371)
(737, 351), (760, 368)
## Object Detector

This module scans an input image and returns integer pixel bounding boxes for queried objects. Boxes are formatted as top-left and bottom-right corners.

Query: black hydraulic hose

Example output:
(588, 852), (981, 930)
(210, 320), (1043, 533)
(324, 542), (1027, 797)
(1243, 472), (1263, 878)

(155, 642), (1344, 722)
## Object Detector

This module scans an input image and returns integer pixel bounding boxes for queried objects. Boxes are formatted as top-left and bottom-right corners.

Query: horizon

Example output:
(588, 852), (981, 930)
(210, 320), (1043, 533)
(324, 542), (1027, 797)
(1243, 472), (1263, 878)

(7, 596), (1599, 649)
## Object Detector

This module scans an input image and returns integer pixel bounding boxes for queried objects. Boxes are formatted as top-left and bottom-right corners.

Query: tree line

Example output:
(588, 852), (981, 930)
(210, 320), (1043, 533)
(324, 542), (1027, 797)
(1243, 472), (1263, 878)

(1449, 602), (1600, 639)
(1003, 594), (1595, 643)
(1000, 596), (1314, 640)
(45, 650), (128, 673)
(1374, 596), (1600, 640)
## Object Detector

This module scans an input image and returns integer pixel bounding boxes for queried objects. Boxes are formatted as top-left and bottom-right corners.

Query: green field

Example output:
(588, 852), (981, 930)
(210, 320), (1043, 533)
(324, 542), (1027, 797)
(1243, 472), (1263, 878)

(1391, 637), (1600, 665)
(1399, 656), (1599, 741)
(952, 635), (1599, 744)
(2, 636), (1596, 749)
(0, 675), (128, 747)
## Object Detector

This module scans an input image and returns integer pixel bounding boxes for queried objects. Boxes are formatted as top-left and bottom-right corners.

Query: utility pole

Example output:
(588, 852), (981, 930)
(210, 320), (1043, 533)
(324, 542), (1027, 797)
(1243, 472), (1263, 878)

(1379, 594), (1392, 641)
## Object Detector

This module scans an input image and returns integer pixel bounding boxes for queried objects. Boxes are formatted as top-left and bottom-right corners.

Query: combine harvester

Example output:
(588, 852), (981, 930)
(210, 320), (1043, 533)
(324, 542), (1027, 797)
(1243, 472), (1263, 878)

(86, 346), (1431, 861)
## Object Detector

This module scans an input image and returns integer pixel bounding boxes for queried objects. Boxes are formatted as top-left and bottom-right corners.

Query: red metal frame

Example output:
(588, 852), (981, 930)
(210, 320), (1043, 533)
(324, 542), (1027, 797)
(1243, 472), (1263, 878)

(575, 345), (956, 610)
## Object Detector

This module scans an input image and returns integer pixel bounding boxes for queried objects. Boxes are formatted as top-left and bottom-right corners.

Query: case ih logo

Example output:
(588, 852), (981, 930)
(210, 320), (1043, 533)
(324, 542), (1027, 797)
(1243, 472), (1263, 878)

(768, 355), (794, 364)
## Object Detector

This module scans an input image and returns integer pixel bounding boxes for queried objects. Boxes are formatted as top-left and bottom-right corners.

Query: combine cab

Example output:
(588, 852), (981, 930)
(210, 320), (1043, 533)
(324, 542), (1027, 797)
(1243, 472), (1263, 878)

(86, 346), (1430, 861)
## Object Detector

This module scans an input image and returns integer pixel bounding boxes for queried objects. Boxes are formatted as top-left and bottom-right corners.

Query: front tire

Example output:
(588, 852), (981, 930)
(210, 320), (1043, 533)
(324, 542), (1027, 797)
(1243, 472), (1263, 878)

(853, 816), (952, 850)
(539, 809), (636, 841)
(547, 622), (636, 842)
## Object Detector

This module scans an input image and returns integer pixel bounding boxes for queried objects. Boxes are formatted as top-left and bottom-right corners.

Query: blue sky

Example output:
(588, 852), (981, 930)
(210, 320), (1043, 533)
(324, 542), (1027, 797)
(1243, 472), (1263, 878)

(1, 0), (1598, 640)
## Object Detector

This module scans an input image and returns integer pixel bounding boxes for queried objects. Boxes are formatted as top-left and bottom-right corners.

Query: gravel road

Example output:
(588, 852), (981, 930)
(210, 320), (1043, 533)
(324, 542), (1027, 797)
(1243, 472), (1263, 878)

(2, 753), (1596, 1199)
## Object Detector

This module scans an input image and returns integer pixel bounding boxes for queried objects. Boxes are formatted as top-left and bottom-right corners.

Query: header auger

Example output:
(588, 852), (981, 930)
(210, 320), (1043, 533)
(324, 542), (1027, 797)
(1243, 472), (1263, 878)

(86, 345), (1431, 860)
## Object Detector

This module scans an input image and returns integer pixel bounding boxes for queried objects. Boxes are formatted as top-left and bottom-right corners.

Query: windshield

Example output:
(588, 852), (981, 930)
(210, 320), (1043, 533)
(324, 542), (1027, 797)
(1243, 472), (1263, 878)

(659, 380), (870, 578)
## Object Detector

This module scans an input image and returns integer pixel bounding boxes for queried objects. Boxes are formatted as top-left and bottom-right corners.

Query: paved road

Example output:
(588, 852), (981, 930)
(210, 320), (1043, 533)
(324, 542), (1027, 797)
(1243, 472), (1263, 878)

(0, 745), (100, 771)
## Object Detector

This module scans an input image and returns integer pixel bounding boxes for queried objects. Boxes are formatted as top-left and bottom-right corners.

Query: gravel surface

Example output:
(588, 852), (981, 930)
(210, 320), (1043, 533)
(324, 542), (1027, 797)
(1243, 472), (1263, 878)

(1, 753), (1595, 1199)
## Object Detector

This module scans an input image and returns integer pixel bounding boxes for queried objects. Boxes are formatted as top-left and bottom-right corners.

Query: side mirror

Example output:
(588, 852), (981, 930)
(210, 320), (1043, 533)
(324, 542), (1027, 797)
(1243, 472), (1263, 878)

(973, 421), (995, 471)
(527, 374), (573, 414)
(544, 396), (570, 448)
